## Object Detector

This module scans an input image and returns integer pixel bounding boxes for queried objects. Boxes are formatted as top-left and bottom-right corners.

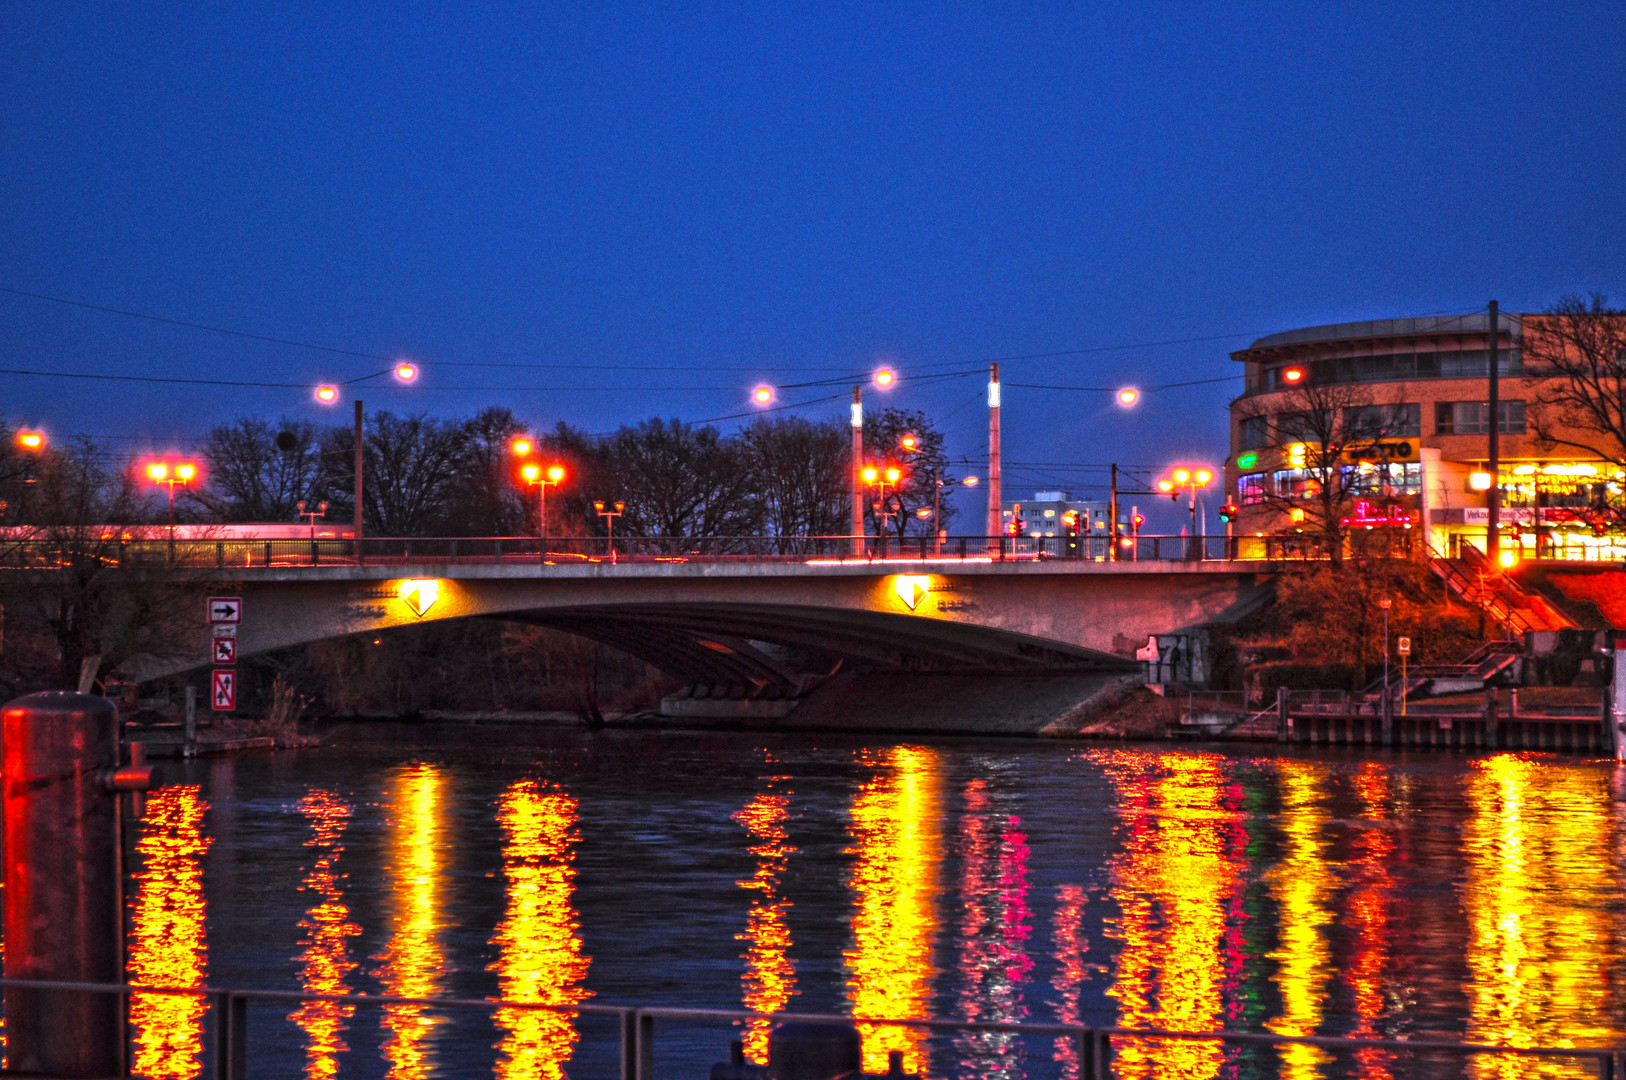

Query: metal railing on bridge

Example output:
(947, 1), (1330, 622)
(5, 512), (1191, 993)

(0, 533), (1335, 569)
(1, 978), (1619, 1080)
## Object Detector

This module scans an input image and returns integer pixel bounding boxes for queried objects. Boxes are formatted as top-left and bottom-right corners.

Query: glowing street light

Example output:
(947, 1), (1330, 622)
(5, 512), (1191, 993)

(16, 430), (45, 451)
(145, 460), (200, 528)
(863, 463), (906, 552)
(962, 476), (980, 487)
(511, 437), (533, 456)
(593, 499), (626, 561)
(394, 362), (419, 383)
(314, 385), (339, 404)
(899, 434), (919, 452)
(520, 462), (566, 546)
(873, 367), (896, 389)
(1159, 465), (1214, 560)
(1117, 388), (1140, 407)
(752, 385), (774, 405)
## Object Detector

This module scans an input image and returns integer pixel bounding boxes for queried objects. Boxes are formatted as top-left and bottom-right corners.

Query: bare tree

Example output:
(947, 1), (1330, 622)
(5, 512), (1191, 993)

(739, 416), (849, 541)
(861, 407), (954, 539)
(1523, 294), (1626, 529)
(324, 411), (469, 535)
(0, 437), (202, 691)
(198, 417), (333, 522)
(1234, 380), (1416, 562)
(605, 419), (761, 543)
(444, 407), (529, 535)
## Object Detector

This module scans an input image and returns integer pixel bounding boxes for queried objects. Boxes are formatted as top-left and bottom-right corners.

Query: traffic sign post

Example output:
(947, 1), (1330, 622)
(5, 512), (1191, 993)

(1397, 637), (1412, 715)
(211, 670), (236, 712)
(207, 597), (242, 624)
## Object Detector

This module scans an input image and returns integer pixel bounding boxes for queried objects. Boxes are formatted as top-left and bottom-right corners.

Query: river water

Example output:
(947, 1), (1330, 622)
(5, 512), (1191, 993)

(111, 725), (1624, 1079)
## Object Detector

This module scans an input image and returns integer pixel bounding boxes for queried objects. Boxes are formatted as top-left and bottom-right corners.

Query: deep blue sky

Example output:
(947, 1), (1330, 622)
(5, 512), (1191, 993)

(3, 2), (1623, 519)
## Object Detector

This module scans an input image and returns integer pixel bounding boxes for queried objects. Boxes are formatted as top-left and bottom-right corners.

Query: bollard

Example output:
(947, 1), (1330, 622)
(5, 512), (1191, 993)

(2, 691), (136, 1077)
(769, 1022), (862, 1080)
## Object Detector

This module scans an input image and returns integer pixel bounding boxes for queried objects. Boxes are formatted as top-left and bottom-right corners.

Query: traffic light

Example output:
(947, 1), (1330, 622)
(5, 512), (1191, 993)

(1061, 510), (1081, 558)
(1131, 513), (1144, 534)
(1219, 503), (1239, 523)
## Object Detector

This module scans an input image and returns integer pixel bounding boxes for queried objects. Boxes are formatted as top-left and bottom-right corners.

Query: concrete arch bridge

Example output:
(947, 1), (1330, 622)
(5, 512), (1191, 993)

(160, 554), (1278, 732)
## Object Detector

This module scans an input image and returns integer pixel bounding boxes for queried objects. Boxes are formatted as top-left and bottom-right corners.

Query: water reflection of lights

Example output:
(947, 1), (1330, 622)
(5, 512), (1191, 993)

(845, 746), (942, 1076)
(953, 778), (1033, 1080)
(289, 790), (362, 1080)
(1098, 750), (1243, 1080)
(1464, 755), (1620, 1078)
(128, 785), (211, 1080)
(489, 780), (592, 1080)
(1265, 761), (1335, 1080)
(1050, 885), (1092, 1080)
(376, 764), (449, 1080)
(1348, 764), (1395, 1080)
(733, 781), (797, 1064)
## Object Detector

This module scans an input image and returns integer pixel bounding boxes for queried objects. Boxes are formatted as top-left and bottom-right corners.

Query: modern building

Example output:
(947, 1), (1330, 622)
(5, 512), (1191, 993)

(1001, 491), (1121, 555)
(1225, 312), (1624, 560)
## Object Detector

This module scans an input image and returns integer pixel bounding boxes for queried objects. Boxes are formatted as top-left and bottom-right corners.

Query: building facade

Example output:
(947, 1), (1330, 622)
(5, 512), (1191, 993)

(1001, 491), (1121, 555)
(1224, 313), (1625, 561)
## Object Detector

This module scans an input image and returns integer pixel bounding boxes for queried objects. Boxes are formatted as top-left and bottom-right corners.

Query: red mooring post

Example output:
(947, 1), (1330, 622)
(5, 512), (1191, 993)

(2, 691), (134, 1077)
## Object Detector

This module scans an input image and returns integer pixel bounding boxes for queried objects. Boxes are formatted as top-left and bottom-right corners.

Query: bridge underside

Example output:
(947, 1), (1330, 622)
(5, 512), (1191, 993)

(506, 602), (1137, 694)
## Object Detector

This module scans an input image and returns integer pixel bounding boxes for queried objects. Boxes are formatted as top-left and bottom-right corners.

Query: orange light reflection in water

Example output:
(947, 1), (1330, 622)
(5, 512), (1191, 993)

(128, 785), (211, 1080)
(1347, 764), (1395, 1080)
(1098, 750), (1243, 1080)
(953, 778), (1034, 1080)
(1265, 760), (1336, 1080)
(733, 780), (797, 1064)
(1049, 885), (1092, 1080)
(488, 780), (593, 1080)
(375, 764), (449, 1080)
(845, 746), (942, 1076)
(1464, 755), (1620, 1080)
(288, 790), (362, 1080)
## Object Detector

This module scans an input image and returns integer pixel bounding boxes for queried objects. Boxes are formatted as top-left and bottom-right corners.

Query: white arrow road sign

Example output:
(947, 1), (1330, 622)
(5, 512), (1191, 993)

(208, 597), (242, 623)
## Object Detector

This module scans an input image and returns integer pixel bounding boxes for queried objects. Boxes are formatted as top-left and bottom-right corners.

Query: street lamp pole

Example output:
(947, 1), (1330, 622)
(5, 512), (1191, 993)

(353, 400), (364, 563)
(594, 500), (624, 563)
(987, 363), (1002, 552)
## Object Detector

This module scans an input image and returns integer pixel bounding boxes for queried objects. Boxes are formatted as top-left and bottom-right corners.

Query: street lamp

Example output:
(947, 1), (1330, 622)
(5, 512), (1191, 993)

(593, 500), (625, 562)
(146, 461), (199, 533)
(520, 463), (565, 546)
(753, 385), (774, 405)
(1116, 388), (1139, 407)
(511, 437), (533, 456)
(394, 363), (419, 382)
(873, 367), (896, 389)
(314, 385), (339, 404)
(1159, 466), (1213, 560)
(862, 464), (904, 555)
(296, 499), (329, 539)
(15, 430), (45, 451)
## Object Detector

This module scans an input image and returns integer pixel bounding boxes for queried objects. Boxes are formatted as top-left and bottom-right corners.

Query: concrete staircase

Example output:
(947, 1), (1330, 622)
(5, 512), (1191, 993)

(1429, 546), (1575, 635)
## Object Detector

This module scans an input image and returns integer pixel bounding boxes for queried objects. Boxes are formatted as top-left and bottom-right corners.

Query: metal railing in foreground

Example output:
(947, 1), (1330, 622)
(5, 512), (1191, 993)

(1, 978), (1619, 1080)
(0, 532), (1317, 569)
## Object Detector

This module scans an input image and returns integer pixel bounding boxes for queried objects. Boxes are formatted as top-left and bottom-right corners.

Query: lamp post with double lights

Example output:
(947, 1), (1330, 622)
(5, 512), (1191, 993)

(520, 463), (565, 549)
(146, 461), (198, 529)
(862, 464), (903, 557)
(593, 500), (625, 562)
(1157, 466), (1213, 561)
(297, 500), (329, 540)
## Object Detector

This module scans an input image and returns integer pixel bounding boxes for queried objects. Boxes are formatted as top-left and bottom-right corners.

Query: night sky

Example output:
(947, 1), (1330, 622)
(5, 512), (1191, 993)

(3, 3), (1623, 524)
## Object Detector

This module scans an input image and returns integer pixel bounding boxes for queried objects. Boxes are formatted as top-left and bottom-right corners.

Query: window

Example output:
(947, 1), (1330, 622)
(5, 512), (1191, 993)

(1240, 416), (1270, 450)
(1276, 411), (1319, 442)
(1344, 403), (1421, 438)
(1346, 462), (1421, 495)
(1272, 469), (1320, 499)
(1435, 400), (1526, 435)
(1238, 473), (1267, 505)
